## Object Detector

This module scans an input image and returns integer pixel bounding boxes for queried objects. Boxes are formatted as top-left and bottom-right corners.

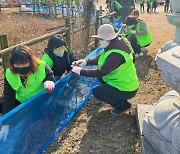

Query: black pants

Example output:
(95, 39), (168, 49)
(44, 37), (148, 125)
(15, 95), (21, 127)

(92, 84), (138, 107)
(128, 34), (141, 54)
(147, 4), (151, 12)
(128, 34), (150, 54)
(140, 4), (145, 12)
(0, 97), (21, 115)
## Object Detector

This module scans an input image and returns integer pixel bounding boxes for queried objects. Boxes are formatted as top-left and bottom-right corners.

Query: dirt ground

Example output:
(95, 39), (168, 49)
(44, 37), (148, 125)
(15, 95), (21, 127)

(0, 1), (175, 154)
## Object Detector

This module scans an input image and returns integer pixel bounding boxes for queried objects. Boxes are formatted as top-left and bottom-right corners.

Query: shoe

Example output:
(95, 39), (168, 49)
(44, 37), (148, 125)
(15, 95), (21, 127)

(139, 52), (144, 57)
(140, 47), (147, 52)
(135, 54), (139, 58)
(111, 101), (131, 115)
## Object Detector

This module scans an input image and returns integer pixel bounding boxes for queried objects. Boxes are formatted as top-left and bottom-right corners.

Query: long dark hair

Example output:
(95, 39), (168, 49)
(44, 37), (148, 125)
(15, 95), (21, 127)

(9, 45), (39, 74)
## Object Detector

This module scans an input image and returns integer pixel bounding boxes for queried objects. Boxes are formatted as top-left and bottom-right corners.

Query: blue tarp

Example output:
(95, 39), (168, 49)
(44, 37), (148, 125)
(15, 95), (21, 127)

(0, 47), (103, 154)
(26, 4), (96, 19)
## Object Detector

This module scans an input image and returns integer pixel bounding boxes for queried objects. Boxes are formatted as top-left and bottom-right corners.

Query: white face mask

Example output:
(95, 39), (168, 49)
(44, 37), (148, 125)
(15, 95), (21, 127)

(99, 40), (110, 48)
(54, 47), (65, 57)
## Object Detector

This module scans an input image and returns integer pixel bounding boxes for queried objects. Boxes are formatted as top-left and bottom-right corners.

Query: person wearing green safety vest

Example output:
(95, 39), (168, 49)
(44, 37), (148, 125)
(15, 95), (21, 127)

(109, 0), (122, 11)
(42, 35), (76, 80)
(147, 0), (152, 12)
(124, 10), (152, 58)
(0, 45), (55, 115)
(139, 0), (145, 13)
(71, 24), (139, 115)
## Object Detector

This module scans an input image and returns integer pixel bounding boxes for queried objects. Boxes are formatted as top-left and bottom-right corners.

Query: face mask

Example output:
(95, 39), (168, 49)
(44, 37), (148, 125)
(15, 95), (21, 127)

(14, 66), (31, 75)
(99, 40), (110, 48)
(54, 48), (65, 57)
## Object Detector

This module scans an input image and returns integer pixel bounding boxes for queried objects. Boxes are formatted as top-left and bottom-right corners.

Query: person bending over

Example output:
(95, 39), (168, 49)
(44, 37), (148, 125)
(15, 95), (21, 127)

(71, 24), (139, 115)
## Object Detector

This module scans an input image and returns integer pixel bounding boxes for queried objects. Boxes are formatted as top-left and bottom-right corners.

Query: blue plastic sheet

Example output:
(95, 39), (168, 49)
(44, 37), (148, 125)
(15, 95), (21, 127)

(0, 47), (103, 154)
(28, 4), (88, 18)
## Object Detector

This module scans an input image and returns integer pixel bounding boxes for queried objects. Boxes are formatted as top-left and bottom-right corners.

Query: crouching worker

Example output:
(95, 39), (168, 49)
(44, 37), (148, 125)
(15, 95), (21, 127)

(0, 45), (55, 115)
(42, 35), (76, 80)
(71, 24), (139, 115)
(124, 10), (152, 58)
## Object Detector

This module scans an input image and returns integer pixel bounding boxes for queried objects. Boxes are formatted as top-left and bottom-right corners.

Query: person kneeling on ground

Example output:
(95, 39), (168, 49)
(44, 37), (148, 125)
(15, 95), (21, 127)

(0, 45), (55, 115)
(123, 10), (153, 58)
(42, 35), (76, 80)
(71, 24), (139, 115)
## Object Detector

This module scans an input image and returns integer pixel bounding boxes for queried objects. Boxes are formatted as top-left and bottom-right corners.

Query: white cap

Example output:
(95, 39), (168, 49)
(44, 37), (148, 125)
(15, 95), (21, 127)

(91, 24), (118, 40)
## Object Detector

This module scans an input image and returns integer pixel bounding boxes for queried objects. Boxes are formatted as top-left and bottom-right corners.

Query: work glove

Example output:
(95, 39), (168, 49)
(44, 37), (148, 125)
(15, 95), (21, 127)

(0, 125), (9, 141)
(131, 30), (136, 35)
(44, 81), (55, 93)
(121, 24), (127, 28)
(71, 59), (87, 67)
(71, 66), (82, 75)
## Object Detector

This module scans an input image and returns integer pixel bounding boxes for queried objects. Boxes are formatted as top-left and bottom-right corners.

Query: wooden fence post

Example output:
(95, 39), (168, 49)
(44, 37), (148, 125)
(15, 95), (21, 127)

(0, 35), (9, 69)
(65, 17), (71, 50)
(54, 2), (57, 17)
(99, 6), (103, 25)
(33, 2), (36, 14)
(62, 5), (64, 18)
(37, 2), (40, 14)
(48, 1), (51, 15)
(95, 10), (100, 47)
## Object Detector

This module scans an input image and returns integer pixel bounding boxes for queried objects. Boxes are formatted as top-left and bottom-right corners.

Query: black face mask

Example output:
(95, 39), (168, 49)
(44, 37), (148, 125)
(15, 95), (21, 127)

(14, 66), (31, 75)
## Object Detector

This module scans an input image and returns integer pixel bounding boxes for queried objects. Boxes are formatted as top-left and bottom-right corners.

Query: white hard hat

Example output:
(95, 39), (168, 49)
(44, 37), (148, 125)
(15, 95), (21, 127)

(91, 24), (118, 40)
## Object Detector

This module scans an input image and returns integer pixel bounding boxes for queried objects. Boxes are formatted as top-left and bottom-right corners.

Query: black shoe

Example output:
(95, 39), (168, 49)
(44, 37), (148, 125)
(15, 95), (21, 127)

(111, 101), (131, 115)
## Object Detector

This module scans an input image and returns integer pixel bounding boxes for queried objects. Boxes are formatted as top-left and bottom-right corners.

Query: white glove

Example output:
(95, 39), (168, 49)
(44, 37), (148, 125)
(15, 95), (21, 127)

(0, 125), (9, 141)
(44, 81), (55, 93)
(121, 24), (127, 28)
(71, 59), (87, 67)
(131, 30), (136, 35)
(71, 66), (82, 75)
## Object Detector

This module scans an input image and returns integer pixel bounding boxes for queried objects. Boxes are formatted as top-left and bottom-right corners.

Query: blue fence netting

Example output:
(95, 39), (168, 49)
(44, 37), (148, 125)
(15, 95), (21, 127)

(0, 47), (103, 154)
(20, 3), (124, 24)
(20, 3), (95, 19)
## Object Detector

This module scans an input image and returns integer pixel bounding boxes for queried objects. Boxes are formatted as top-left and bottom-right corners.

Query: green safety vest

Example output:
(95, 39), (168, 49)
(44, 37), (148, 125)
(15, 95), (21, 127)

(98, 49), (139, 91)
(135, 19), (152, 47)
(139, 0), (144, 4)
(147, 0), (152, 4)
(57, 0), (63, 5)
(6, 62), (46, 103)
(110, 0), (122, 11)
(114, 1), (122, 10)
(70, 0), (76, 6)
